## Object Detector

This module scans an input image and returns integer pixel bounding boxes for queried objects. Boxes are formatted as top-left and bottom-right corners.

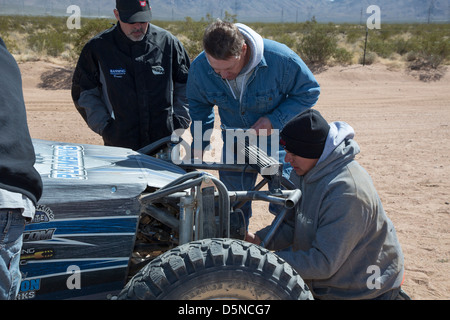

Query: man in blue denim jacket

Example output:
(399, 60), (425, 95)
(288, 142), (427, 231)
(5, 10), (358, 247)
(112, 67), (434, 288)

(187, 20), (320, 226)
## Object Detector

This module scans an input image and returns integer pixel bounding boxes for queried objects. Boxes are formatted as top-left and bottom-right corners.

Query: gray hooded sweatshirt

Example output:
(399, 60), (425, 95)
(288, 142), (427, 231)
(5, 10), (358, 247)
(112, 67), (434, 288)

(256, 122), (405, 299)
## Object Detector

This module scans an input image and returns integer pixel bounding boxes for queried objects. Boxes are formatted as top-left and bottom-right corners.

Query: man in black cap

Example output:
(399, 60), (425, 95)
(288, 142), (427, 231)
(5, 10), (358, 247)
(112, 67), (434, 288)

(72, 0), (191, 151)
(246, 109), (410, 300)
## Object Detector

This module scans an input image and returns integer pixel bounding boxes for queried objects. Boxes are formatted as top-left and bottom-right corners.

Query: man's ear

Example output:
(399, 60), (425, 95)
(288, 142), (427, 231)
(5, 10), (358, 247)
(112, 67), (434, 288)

(113, 9), (120, 21)
(241, 42), (248, 55)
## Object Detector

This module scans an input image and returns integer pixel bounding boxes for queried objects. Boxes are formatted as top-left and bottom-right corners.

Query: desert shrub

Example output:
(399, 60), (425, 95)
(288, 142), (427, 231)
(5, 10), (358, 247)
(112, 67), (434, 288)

(333, 47), (353, 65)
(27, 30), (67, 57)
(1, 15), (448, 71)
(404, 30), (450, 69)
(178, 16), (209, 58)
(365, 30), (394, 58)
(0, 35), (18, 53)
(273, 33), (297, 51)
(359, 51), (377, 65)
(71, 18), (115, 59)
(405, 51), (420, 62)
(345, 27), (365, 44)
(391, 37), (418, 56)
(297, 20), (337, 65)
(416, 32), (450, 68)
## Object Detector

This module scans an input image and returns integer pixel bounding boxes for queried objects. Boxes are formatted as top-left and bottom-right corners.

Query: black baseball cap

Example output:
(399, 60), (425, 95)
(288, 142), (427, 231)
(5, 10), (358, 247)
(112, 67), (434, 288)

(280, 109), (330, 159)
(116, 0), (152, 23)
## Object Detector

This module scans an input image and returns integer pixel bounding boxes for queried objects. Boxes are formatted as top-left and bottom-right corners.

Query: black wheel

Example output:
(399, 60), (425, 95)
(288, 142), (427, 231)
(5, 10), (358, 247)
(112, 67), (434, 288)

(118, 238), (312, 300)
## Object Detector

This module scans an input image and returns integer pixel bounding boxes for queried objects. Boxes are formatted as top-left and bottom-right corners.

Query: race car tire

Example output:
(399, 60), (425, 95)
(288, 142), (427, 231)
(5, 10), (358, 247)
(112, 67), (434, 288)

(117, 238), (312, 300)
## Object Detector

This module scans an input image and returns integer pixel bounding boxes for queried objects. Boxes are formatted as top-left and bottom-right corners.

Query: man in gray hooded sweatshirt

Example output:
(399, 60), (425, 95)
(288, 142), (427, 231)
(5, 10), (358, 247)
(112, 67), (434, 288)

(246, 109), (409, 300)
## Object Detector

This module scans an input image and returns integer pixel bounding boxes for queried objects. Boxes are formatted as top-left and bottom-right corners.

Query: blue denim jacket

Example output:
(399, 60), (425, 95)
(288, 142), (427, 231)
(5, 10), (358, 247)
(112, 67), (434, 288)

(187, 38), (321, 150)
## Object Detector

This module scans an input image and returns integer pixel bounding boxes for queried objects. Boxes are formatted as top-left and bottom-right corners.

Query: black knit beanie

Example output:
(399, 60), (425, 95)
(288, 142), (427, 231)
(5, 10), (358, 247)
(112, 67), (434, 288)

(280, 109), (330, 159)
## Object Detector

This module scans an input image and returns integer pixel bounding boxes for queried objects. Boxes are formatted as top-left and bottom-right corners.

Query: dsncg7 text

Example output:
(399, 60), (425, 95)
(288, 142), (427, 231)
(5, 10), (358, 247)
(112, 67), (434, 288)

(222, 304), (270, 315)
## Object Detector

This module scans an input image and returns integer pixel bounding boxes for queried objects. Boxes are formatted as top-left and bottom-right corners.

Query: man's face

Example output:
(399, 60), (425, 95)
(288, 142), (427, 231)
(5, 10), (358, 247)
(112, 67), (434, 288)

(114, 9), (149, 42)
(285, 151), (319, 176)
(206, 44), (248, 80)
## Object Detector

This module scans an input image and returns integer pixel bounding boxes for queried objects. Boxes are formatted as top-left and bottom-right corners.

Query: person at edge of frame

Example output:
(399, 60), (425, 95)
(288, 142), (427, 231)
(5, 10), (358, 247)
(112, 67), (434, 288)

(0, 36), (43, 300)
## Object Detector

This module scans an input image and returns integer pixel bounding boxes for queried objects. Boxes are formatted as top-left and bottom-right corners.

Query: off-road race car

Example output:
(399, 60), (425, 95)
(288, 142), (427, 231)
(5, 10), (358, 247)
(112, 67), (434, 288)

(17, 137), (312, 300)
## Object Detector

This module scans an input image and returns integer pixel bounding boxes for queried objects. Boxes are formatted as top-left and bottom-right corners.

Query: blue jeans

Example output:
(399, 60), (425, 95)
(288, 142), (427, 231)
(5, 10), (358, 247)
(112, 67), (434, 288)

(0, 209), (25, 300)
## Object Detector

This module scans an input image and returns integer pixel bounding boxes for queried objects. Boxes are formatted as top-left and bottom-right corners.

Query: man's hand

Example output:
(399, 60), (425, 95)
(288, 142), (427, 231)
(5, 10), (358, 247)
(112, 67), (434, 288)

(251, 116), (274, 136)
(245, 232), (262, 245)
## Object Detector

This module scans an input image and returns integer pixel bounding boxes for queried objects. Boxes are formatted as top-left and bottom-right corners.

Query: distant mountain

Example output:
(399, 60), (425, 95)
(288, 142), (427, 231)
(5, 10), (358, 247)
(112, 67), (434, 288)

(153, 0), (449, 23)
(0, 0), (448, 23)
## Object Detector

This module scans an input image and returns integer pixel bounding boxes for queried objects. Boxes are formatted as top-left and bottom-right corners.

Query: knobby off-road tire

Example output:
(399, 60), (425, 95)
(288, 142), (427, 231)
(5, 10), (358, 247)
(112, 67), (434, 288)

(118, 238), (312, 300)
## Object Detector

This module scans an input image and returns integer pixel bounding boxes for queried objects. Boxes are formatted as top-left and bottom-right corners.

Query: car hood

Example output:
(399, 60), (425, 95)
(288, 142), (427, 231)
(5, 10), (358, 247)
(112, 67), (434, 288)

(33, 139), (186, 204)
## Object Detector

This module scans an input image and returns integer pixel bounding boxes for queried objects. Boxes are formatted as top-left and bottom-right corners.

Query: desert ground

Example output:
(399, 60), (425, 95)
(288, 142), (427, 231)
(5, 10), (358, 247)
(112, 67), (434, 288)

(19, 60), (449, 300)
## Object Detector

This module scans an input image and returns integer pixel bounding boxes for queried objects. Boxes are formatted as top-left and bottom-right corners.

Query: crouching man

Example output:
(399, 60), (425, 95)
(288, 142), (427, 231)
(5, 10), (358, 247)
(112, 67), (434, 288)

(246, 109), (410, 300)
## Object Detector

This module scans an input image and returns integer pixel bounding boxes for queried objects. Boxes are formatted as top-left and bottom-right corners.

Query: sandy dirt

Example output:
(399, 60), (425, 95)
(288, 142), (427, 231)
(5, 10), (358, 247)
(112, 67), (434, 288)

(19, 60), (449, 300)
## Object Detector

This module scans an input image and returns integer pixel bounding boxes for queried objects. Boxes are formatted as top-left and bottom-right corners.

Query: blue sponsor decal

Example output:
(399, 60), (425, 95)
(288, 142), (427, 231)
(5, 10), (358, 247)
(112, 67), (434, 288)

(50, 145), (87, 180)
(22, 258), (130, 279)
(110, 68), (126, 78)
(24, 216), (138, 236)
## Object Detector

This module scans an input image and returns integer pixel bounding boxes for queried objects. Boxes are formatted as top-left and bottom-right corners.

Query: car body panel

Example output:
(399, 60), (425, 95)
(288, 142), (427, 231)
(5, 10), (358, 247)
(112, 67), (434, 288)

(18, 140), (185, 300)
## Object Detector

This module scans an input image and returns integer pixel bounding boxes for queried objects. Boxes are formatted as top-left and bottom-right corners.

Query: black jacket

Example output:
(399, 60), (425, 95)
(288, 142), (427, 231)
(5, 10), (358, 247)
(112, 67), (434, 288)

(72, 23), (191, 150)
(0, 37), (43, 205)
